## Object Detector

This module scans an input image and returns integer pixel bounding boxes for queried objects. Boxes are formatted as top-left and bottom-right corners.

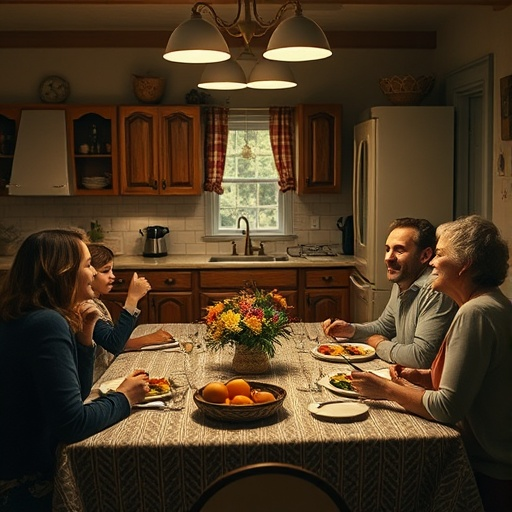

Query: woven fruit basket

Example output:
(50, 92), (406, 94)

(193, 381), (286, 422)
(132, 75), (166, 104)
(379, 74), (434, 105)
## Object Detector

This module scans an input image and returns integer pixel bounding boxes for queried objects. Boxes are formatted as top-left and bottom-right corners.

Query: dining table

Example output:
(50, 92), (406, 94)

(52, 322), (483, 512)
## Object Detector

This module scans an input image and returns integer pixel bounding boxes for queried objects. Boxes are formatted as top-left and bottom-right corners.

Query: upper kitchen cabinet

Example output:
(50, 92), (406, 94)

(67, 106), (118, 195)
(118, 106), (202, 195)
(0, 107), (20, 196)
(296, 104), (342, 194)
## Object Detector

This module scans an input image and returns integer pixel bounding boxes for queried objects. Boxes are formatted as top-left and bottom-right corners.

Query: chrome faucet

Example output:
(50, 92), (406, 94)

(237, 215), (253, 256)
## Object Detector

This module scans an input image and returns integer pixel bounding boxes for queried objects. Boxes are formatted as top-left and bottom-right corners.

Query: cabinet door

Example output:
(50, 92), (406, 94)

(0, 107), (20, 195)
(149, 292), (195, 323)
(101, 293), (150, 324)
(119, 106), (159, 195)
(304, 288), (349, 322)
(296, 104), (342, 194)
(159, 106), (202, 195)
(68, 106), (118, 195)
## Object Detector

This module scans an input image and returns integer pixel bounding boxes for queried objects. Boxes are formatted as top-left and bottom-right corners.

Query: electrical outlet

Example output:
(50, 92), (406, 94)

(310, 216), (320, 230)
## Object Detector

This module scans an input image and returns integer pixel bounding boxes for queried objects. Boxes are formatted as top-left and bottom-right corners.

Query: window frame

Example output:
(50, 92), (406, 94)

(204, 109), (294, 239)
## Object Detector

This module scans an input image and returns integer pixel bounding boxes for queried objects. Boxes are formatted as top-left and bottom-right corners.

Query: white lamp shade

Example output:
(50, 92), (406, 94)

(247, 59), (297, 90)
(163, 17), (231, 64)
(198, 59), (248, 90)
(264, 14), (332, 62)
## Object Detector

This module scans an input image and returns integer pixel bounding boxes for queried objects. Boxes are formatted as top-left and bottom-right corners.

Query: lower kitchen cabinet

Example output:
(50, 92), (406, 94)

(96, 266), (351, 325)
(199, 269), (299, 320)
(103, 270), (195, 324)
(303, 268), (351, 322)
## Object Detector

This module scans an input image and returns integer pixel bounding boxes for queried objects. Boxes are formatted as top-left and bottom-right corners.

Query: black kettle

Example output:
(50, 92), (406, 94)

(139, 225), (169, 257)
(337, 216), (354, 255)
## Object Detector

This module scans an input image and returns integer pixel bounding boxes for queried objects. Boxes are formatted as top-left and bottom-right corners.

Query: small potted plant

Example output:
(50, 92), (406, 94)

(203, 284), (293, 374)
(0, 224), (22, 256)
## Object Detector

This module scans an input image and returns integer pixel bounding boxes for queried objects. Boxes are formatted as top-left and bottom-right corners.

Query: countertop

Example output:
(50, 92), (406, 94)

(0, 254), (356, 271)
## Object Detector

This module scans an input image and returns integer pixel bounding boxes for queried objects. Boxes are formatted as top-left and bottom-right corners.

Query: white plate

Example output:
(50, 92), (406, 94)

(99, 377), (172, 403)
(311, 343), (376, 362)
(318, 369), (391, 398)
(140, 341), (179, 351)
(308, 401), (369, 421)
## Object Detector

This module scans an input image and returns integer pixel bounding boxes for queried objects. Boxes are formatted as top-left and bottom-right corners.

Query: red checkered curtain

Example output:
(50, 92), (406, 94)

(269, 106), (296, 192)
(203, 106), (229, 194)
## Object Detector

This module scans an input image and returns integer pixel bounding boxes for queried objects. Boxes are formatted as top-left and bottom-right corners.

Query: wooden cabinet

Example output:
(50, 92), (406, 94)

(199, 269), (299, 320)
(303, 268), (350, 322)
(0, 108), (20, 196)
(97, 266), (351, 325)
(296, 104), (342, 194)
(118, 105), (202, 196)
(102, 270), (195, 324)
(67, 106), (118, 195)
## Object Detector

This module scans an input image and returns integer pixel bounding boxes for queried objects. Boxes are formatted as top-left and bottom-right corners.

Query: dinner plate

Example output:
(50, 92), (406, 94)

(307, 401), (369, 421)
(99, 377), (173, 403)
(311, 343), (376, 362)
(140, 341), (179, 351)
(318, 368), (391, 398)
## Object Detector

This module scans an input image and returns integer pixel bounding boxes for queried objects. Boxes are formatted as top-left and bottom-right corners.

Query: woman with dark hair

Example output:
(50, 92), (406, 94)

(0, 230), (149, 511)
(87, 244), (172, 381)
(351, 215), (512, 511)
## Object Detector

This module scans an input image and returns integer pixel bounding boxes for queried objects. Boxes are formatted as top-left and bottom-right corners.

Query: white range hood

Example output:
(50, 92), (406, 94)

(9, 109), (71, 196)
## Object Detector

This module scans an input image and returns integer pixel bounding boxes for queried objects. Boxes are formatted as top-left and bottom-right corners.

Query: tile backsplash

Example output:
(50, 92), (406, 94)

(0, 193), (348, 256)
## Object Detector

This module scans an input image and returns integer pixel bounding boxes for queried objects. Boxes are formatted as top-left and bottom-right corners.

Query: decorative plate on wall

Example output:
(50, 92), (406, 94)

(39, 75), (70, 103)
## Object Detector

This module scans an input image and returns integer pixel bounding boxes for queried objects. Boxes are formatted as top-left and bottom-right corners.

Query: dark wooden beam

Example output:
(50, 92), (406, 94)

(0, 29), (436, 49)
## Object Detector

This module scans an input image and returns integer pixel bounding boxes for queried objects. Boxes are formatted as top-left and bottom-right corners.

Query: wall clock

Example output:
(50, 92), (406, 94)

(39, 75), (70, 103)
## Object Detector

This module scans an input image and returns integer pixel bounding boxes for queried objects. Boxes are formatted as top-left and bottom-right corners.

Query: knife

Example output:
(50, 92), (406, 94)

(329, 335), (365, 372)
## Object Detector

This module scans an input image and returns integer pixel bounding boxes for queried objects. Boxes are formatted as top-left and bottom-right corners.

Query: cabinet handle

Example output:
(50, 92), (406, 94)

(322, 275), (334, 282)
(162, 179), (167, 190)
(115, 278), (125, 285)
(152, 180), (158, 190)
(164, 278), (175, 285)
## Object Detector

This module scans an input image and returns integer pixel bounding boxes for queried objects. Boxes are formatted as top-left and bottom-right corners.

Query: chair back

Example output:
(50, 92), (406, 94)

(190, 462), (351, 512)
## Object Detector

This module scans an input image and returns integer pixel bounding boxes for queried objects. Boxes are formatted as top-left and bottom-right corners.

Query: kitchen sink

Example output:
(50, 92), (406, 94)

(208, 254), (289, 262)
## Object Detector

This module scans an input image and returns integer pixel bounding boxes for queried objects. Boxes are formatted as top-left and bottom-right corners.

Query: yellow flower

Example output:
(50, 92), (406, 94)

(220, 310), (242, 333)
(244, 316), (262, 334)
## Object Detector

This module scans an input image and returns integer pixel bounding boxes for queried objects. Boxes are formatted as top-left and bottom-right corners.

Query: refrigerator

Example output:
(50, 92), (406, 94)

(351, 106), (454, 323)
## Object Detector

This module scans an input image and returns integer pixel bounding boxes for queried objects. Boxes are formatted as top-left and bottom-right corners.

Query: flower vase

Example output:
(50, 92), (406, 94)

(232, 344), (271, 375)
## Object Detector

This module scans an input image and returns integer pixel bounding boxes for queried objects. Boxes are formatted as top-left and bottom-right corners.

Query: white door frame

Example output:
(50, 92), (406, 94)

(446, 54), (493, 219)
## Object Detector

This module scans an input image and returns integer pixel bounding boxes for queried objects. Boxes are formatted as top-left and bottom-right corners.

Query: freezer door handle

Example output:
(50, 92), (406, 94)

(350, 273), (371, 290)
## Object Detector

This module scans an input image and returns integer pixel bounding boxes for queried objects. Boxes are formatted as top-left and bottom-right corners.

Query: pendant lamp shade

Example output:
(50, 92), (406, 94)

(247, 59), (297, 90)
(264, 14), (332, 62)
(163, 16), (231, 64)
(198, 59), (248, 90)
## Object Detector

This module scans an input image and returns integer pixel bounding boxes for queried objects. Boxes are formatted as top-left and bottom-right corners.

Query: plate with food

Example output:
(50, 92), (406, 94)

(318, 369), (391, 398)
(311, 343), (376, 362)
(99, 376), (173, 403)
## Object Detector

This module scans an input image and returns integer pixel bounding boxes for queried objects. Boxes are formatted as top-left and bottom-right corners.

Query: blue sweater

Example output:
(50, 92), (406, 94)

(0, 309), (130, 480)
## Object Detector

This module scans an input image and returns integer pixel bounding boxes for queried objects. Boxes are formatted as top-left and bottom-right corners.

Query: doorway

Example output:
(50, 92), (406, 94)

(446, 54), (493, 219)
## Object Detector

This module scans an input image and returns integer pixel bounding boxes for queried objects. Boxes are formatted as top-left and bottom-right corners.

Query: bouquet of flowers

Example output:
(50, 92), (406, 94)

(203, 285), (293, 358)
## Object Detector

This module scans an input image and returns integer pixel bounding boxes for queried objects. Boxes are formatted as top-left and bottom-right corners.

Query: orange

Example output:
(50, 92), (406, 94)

(230, 395), (254, 405)
(226, 378), (251, 399)
(202, 382), (229, 403)
(252, 390), (276, 403)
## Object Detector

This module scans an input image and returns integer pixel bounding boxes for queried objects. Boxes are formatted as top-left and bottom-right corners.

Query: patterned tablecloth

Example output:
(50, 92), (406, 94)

(53, 323), (483, 512)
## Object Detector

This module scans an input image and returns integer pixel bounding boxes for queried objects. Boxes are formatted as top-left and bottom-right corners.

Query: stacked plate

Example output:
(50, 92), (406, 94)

(82, 176), (110, 189)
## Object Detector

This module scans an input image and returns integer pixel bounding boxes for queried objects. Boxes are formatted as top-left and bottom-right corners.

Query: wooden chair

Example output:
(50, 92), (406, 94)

(189, 462), (352, 512)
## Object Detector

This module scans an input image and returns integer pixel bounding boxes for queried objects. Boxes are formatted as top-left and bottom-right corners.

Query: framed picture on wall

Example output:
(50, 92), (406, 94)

(500, 75), (512, 140)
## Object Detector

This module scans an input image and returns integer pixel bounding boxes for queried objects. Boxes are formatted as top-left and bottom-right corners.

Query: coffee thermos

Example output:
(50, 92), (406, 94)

(139, 225), (169, 257)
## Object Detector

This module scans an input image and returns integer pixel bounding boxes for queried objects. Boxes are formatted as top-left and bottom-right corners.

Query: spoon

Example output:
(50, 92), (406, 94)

(313, 399), (357, 408)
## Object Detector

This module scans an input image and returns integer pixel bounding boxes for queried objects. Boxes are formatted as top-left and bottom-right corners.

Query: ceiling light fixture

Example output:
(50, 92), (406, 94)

(198, 58), (248, 90)
(163, 0), (331, 65)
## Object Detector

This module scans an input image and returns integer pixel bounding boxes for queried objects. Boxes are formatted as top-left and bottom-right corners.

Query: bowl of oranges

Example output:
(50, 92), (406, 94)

(193, 378), (286, 422)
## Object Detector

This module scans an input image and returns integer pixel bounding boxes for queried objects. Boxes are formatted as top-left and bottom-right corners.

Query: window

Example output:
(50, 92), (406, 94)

(205, 109), (293, 238)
